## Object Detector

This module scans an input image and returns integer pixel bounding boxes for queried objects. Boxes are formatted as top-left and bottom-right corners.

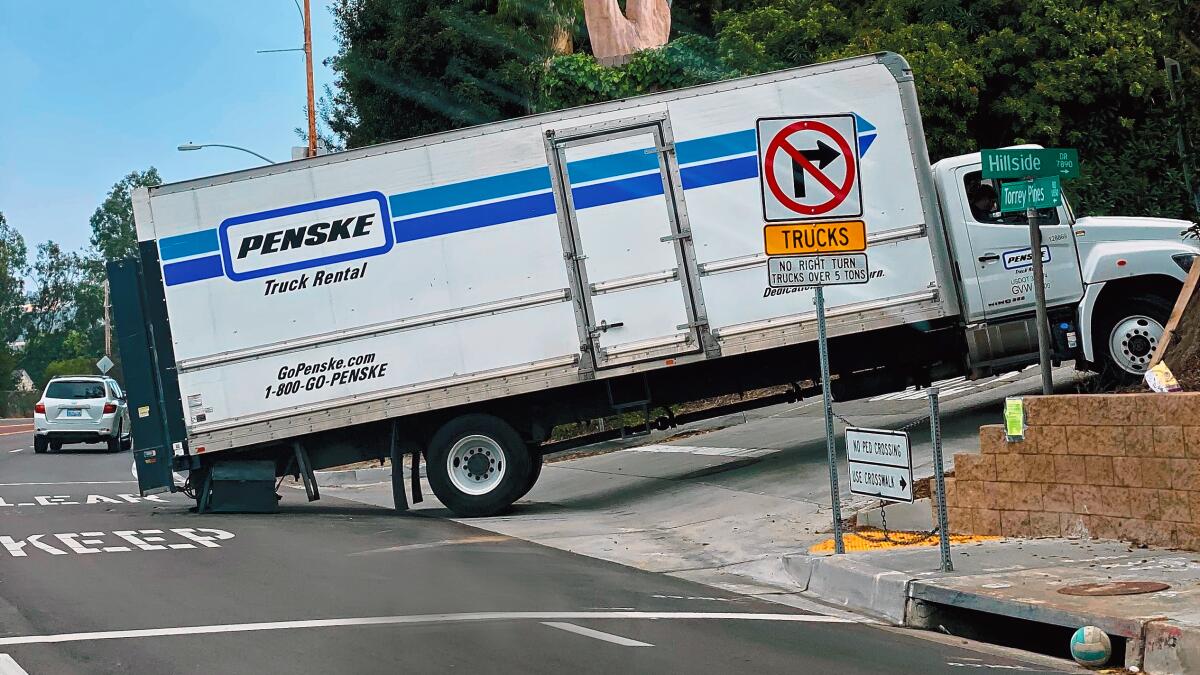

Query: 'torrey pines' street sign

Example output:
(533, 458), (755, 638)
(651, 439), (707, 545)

(999, 176), (1063, 213)
(981, 148), (1080, 179)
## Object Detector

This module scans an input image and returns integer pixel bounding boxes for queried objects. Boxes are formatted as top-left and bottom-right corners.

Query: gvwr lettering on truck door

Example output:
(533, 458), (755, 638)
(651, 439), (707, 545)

(267, 353), (388, 399)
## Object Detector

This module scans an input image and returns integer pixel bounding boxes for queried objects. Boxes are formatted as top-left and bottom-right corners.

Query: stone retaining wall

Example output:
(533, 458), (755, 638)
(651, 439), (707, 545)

(939, 393), (1200, 550)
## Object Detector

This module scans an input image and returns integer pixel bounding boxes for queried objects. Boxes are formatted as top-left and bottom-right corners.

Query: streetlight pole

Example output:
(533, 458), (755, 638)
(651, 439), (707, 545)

(177, 143), (276, 165)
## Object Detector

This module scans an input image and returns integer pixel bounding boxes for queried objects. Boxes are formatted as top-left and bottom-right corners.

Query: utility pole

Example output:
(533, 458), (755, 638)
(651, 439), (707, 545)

(303, 0), (317, 158)
(103, 279), (112, 356)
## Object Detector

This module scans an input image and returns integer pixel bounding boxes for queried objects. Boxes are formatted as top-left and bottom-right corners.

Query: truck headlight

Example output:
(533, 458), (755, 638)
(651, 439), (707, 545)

(1174, 253), (1197, 272)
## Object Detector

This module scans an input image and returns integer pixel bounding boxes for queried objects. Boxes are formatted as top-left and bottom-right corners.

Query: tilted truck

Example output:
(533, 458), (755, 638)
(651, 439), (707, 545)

(111, 52), (1199, 517)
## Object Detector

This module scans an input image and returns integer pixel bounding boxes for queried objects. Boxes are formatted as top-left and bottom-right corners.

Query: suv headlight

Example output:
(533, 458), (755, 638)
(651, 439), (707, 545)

(1174, 253), (1197, 273)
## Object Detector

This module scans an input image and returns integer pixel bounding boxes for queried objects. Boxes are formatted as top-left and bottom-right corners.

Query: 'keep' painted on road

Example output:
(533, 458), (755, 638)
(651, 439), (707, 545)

(0, 528), (234, 557)
(0, 494), (169, 507)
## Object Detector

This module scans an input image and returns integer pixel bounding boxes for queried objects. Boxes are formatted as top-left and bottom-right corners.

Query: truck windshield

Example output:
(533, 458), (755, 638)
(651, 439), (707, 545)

(45, 381), (106, 400)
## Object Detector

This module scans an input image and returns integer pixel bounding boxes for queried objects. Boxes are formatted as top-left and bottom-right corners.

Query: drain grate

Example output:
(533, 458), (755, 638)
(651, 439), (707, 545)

(1057, 581), (1170, 597)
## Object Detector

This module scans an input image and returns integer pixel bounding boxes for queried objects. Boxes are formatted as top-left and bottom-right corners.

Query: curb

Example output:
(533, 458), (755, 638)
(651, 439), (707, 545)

(855, 498), (934, 531)
(1144, 621), (1200, 675)
(314, 466), (392, 486)
(782, 553), (910, 625)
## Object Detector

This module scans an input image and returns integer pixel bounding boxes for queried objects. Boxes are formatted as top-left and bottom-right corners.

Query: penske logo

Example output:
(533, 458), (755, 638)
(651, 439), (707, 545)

(219, 191), (392, 281)
(235, 214), (376, 260)
(1002, 245), (1051, 270)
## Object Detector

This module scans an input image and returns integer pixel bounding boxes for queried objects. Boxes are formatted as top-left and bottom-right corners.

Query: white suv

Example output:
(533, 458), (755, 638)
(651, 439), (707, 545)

(33, 376), (132, 453)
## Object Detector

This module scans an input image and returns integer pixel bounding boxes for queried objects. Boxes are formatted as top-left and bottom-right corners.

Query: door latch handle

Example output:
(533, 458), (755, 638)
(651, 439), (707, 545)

(660, 229), (692, 243)
(978, 253), (1001, 263)
(589, 320), (624, 336)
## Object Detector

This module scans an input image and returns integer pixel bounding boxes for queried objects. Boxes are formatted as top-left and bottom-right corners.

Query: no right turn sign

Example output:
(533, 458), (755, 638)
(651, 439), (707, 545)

(757, 114), (863, 221)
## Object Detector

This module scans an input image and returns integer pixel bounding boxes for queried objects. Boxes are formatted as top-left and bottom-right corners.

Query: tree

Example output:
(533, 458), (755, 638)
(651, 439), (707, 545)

(0, 212), (28, 345)
(42, 357), (101, 382)
(0, 212), (28, 390)
(326, 0), (586, 147)
(89, 168), (161, 263)
(20, 242), (103, 384)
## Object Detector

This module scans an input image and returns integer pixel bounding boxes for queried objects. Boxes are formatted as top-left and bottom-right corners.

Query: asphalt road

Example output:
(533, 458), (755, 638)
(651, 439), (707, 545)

(0, 420), (1075, 674)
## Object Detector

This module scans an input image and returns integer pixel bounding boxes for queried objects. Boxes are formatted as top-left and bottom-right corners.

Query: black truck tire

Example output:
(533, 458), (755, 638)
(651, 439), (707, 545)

(1095, 293), (1173, 385)
(514, 451), (544, 502)
(426, 414), (532, 518)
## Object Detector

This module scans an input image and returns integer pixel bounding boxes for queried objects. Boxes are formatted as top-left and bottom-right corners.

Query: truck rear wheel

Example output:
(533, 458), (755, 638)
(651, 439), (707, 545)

(516, 452), (544, 501)
(1095, 293), (1172, 385)
(426, 414), (532, 517)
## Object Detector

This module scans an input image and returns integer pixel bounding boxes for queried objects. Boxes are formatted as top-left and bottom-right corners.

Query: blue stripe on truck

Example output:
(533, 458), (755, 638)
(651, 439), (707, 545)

(162, 254), (223, 286)
(158, 228), (220, 261)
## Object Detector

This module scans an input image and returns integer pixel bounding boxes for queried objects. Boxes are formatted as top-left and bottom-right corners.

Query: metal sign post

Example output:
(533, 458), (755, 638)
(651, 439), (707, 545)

(927, 387), (953, 572)
(815, 286), (845, 554)
(756, 113), (870, 556)
(983, 147), (1079, 396)
(1027, 194), (1055, 395)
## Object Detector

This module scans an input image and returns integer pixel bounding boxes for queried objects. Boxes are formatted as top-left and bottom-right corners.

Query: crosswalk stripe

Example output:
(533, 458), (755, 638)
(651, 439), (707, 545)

(542, 622), (653, 647)
(625, 444), (777, 458)
(0, 654), (30, 675)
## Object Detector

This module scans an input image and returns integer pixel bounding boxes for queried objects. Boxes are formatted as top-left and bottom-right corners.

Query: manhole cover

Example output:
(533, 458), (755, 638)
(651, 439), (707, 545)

(1058, 581), (1170, 597)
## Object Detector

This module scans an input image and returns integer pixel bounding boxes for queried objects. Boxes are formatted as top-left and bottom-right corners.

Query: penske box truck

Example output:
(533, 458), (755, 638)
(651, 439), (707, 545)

(112, 52), (1198, 516)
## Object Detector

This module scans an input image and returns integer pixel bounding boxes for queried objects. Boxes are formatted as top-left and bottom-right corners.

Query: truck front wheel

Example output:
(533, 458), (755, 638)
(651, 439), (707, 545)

(426, 414), (532, 517)
(1094, 293), (1172, 384)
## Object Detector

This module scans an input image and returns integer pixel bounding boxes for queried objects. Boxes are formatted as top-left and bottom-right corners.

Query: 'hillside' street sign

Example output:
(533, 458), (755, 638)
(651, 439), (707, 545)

(981, 148), (1080, 180)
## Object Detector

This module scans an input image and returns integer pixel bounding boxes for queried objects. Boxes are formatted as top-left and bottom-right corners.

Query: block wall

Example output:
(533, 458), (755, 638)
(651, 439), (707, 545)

(938, 394), (1200, 550)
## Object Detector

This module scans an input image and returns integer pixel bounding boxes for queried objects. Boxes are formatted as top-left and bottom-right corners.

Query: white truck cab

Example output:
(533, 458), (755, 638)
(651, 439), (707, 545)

(933, 147), (1199, 380)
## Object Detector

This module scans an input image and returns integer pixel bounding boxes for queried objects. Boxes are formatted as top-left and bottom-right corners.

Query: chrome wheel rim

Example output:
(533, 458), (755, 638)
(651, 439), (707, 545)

(446, 434), (506, 496)
(1108, 315), (1164, 374)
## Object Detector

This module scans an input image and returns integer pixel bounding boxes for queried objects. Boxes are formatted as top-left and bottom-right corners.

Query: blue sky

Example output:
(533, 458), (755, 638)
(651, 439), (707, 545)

(0, 1), (339, 256)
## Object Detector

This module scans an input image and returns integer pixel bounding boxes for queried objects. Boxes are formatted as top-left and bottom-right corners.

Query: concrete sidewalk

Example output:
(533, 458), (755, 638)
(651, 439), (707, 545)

(784, 538), (1200, 671)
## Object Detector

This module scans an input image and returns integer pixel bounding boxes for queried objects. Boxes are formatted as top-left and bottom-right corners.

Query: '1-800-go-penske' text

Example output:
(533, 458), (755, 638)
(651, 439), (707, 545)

(265, 352), (388, 399)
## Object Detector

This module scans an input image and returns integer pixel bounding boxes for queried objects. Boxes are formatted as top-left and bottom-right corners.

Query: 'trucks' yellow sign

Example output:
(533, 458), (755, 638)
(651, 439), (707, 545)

(763, 220), (867, 256)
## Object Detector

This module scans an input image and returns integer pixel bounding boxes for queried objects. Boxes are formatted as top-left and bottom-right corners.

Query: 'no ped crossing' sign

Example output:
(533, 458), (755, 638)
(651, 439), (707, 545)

(757, 115), (863, 221)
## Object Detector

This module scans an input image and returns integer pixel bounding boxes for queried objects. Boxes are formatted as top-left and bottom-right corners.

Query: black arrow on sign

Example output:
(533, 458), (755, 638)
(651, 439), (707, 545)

(900, 476), (908, 490)
(791, 140), (841, 199)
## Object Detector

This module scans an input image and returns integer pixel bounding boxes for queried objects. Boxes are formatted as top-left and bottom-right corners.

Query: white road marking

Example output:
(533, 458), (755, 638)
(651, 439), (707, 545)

(542, 622), (653, 647)
(0, 528), (233, 558)
(869, 366), (1038, 402)
(0, 611), (851, 646)
(626, 444), (777, 458)
(946, 663), (1046, 671)
(8, 449), (20, 453)
(0, 481), (135, 487)
(0, 653), (30, 675)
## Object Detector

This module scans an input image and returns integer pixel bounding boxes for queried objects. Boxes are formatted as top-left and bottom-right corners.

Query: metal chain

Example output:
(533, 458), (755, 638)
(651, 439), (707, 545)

(829, 407), (931, 433)
(824, 391), (944, 547)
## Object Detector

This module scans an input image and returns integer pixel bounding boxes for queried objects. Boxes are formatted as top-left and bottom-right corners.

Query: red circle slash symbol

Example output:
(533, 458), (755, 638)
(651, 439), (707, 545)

(764, 120), (856, 216)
